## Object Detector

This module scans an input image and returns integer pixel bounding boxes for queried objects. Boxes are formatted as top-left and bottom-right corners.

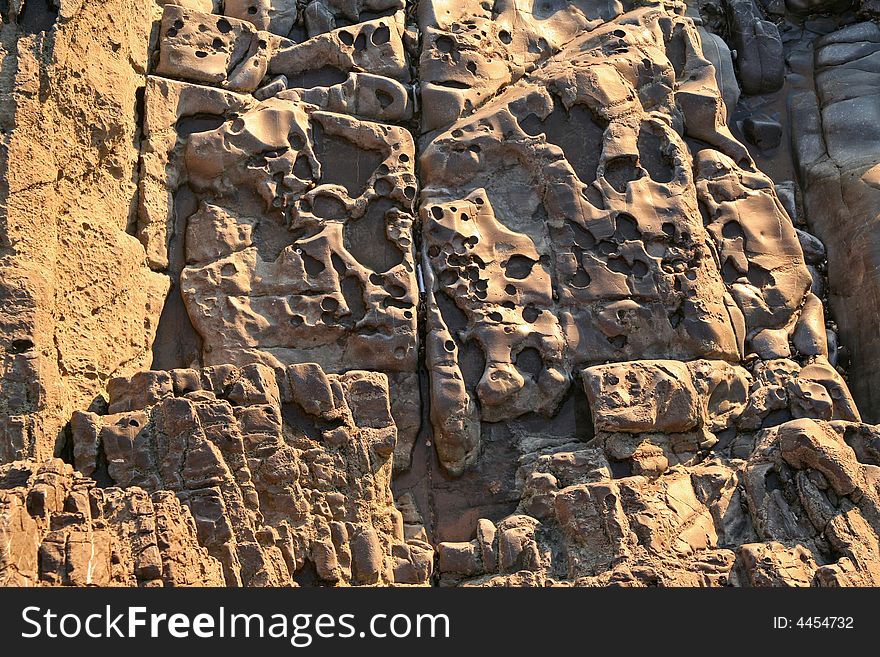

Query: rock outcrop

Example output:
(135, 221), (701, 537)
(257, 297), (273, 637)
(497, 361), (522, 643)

(0, 0), (168, 464)
(2, 0), (880, 588)
(68, 363), (432, 586)
(791, 21), (880, 421)
(0, 458), (224, 586)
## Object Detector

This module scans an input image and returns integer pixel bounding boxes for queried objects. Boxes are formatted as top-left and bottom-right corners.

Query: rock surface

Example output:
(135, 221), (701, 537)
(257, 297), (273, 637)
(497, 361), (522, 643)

(2, 0), (880, 587)
(0, 458), (224, 586)
(68, 363), (432, 586)
(0, 0), (168, 464)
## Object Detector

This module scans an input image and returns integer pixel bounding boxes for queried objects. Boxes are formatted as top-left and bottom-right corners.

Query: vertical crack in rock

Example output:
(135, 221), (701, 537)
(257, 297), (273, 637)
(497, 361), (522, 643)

(4, 0), (880, 587)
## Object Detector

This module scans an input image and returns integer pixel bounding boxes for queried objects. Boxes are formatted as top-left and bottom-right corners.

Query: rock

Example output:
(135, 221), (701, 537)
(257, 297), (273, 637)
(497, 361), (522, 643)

(582, 361), (701, 434)
(438, 541), (480, 577)
(792, 21), (880, 420)
(725, 0), (785, 95)
(792, 292), (829, 357)
(139, 41), (422, 467)
(67, 364), (427, 586)
(225, 0), (298, 37)
(4, 0), (880, 592)
(155, 5), (271, 92)
(302, 0), (406, 37)
(735, 542), (818, 586)
(0, 0), (168, 463)
(786, 0), (852, 13)
(254, 74), (288, 100)
(743, 115), (783, 150)
(796, 229), (826, 264)
(0, 459), (224, 586)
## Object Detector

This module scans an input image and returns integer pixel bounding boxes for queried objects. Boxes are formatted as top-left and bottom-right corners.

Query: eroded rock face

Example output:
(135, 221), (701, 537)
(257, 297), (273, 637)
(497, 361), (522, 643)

(0, 458), (224, 586)
(3, 0), (880, 588)
(139, 5), (421, 470)
(419, 7), (813, 477)
(68, 363), (432, 586)
(791, 21), (880, 421)
(438, 392), (880, 587)
(0, 0), (168, 464)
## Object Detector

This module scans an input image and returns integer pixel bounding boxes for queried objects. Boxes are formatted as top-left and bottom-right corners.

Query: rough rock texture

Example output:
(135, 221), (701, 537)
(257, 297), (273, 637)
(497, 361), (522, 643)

(68, 363), (432, 586)
(0, 458), (224, 586)
(139, 5), (421, 470)
(0, 0), (168, 464)
(2, 0), (880, 587)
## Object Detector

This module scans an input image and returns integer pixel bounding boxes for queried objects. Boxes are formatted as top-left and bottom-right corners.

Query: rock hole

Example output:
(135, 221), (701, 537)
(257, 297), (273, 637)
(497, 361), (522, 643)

(632, 260), (649, 278)
(288, 66), (349, 89)
(571, 223), (596, 250)
(603, 156), (641, 193)
(522, 306), (541, 322)
(312, 120), (383, 197)
(435, 35), (455, 53)
(614, 213), (640, 241)
(312, 194), (347, 220)
(515, 347), (543, 377)
(340, 275), (367, 325)
(504, 254), (536, 280)
(435, 79), (471, 90)
(571, 269), (591, 288)
(375, 88), (394, 109)
(722, 220), (746, 241)
(459, 340), (486, 392)
(371, 25), (390, 45)
(747, 262), (775, 289)
(302, 253), (326, 276)
(607, 257), (630, 274)
(637, 128), (675, 183)
(293, 154), (312, 179)
(176, 114), (226, 138)
(9, 339), (33, 354)
(518, 98), (605, 185)
(345, 198), (403, 273)
(436, 290), (467, 333)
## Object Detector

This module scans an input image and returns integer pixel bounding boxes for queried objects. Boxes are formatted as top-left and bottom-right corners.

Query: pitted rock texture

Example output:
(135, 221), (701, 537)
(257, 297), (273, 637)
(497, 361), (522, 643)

(419, 6), (816, 477)
(3, 0), (880, 588)
(139, 4), (421, 469)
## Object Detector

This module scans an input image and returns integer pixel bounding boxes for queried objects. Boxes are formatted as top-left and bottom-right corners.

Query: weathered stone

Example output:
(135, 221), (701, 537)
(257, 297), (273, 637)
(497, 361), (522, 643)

(0, 459), (224, 586)
(68, 364), (425, 586)
(4, 0), (880, 592)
